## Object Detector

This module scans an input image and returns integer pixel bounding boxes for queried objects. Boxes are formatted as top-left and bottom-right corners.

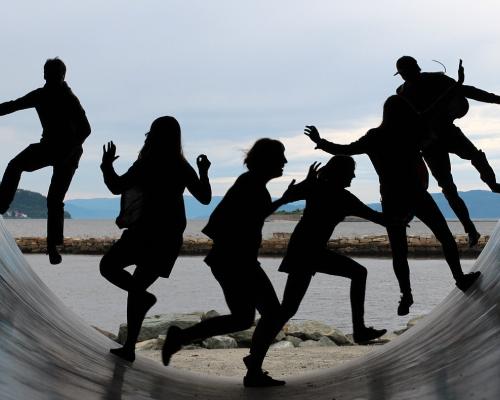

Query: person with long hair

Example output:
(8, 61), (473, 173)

(304, 66), (480, 316)
(100, 116), (211, 362)
(161, 138), (303, 387)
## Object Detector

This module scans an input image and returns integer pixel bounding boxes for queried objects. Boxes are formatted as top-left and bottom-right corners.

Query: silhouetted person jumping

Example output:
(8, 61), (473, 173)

(305, 69), (480, 316)
(162, 138), (302, 387)
(395, 56), (500, 246)
(0, 58), (91, 264)
(100, 116), (211, 363)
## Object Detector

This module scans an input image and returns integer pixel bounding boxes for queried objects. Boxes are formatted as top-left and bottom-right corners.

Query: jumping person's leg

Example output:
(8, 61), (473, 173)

(385, 218), (413, 315)
(314, 252), (386, 343)
(99, 232), (143, 361)
(99, 232), (138, 292)
(423, 143), (480, 246)
(415, 192), (480, 292)
(111, 265), (160, 362)
(46, 149), (82, 264)
(0, 143), (51, 213)
(446, 125), (500, 193)
(243, 265), (286, 387)
(162, 264), (256, 366)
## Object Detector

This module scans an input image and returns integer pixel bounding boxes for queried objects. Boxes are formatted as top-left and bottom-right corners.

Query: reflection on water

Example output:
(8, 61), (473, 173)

(27, 254), (474, 335)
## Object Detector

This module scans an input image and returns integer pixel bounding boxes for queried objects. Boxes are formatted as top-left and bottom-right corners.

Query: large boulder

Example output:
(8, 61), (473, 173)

(284, 335), (303, 347)
(270, 340), (295, 350)
(202, 335), (238, 349)
(317, 336), (337, 347)
(298, 340), (322, 348)
(117, 313), (202, 344)
(228, 327), (255, 348)
(202, 310), (220, 321)
(284, 320), (352, 345)
(135, 338), (160, 351)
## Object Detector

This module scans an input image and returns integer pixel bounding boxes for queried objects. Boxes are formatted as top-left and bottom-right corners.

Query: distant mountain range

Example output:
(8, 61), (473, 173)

(64, 190), (499, 220)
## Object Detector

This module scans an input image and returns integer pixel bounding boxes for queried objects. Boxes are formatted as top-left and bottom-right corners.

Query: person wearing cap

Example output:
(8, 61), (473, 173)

(395, 56), (500, 247)
(0, 58), (91, 264)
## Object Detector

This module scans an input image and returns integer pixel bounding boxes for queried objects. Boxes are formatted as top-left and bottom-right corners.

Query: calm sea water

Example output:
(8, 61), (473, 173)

(4, 219), (499, 239)
(11, 219), (488, 337)
(27, 254), (475, 336)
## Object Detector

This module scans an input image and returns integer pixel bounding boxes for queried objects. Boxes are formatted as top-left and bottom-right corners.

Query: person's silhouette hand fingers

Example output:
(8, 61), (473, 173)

(458, 59), (464, 85)
(304, 126), (321, 143)
(287, 179), (297, 189)
(306, 161), (321, 180)
(102, 141), (119, 164)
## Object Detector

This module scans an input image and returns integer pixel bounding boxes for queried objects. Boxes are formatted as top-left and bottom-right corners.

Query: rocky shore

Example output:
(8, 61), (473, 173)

(17, 234), (488, 257)
(95, 311), (424, 376)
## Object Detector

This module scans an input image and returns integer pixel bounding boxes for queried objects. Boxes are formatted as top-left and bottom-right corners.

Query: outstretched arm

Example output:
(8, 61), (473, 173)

(185, 155), (212, 205)
(268, 162), (321, 214)
(304, 125), (368, 156)
(349, 194), (386, 226)
(461, 85), (500, 104)
(0, 90), (39, 116)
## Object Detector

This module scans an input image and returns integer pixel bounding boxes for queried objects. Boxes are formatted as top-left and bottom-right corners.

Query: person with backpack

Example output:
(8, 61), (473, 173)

(100, 116), (211, 363)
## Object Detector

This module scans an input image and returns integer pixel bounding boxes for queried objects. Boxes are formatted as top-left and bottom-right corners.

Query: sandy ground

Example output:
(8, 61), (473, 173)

(138, 345), (382, 378)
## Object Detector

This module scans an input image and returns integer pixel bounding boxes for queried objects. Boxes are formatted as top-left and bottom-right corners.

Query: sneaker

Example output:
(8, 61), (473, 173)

(353, 327), (387, 344)
(110, 347), (135, 363)
(161, 325), (182, 366)
(456, 271), (481, 292)
(48, 247), (62, 265)
(243, 370), (286, 388)
(397, 293), (414, 316)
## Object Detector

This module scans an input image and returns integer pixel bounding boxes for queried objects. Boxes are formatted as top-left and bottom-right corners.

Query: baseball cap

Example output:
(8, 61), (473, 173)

(394, 56), (420, 76)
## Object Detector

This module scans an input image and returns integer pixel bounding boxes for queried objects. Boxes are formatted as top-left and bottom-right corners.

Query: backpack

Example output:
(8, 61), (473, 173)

(115, 186), (143, 229)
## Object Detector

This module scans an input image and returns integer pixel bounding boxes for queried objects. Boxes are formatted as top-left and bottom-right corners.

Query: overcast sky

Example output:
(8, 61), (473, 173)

(1, 0), (499, 202)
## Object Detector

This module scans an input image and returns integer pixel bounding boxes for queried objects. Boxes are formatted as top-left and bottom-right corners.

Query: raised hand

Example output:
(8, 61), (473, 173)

(305, 161), (321, 182)
(196, 154), (211, 174)
(458, 59), (464, 85)
(281, 179), (298, 202)
(102, 141), (119, 165)
(304, 125), (321, 144)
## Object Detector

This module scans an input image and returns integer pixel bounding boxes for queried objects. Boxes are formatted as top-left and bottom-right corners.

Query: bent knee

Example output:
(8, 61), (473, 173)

(280, 304), (300, 321)
(99, 256), (112, 278)
(356, 266), (368, 280)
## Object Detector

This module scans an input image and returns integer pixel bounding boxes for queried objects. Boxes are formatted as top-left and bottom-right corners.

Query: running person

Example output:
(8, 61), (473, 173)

(243, 156), (387, 375)
(162, 138), (303, 387)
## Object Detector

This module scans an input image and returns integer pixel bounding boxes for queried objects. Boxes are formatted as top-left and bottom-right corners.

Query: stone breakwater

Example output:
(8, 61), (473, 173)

(16, 233), (488, 258)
